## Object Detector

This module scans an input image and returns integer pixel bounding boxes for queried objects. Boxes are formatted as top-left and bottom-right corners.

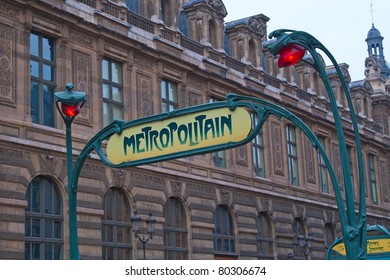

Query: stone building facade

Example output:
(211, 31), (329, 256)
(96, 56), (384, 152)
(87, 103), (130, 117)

(0, 0), (389, 260)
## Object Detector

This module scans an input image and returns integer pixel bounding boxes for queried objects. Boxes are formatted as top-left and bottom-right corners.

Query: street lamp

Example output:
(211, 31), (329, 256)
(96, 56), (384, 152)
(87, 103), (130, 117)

(297, 234), (313, 258)
(55, 83), (86, 260)
(131, 212), (156, 260)
(267, 29), (367, 259)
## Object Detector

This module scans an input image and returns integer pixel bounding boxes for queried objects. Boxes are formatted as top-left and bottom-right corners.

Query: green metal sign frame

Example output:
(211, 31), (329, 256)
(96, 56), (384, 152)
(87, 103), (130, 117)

(68, 93), (343, 259)
(63, 29), (369, 260)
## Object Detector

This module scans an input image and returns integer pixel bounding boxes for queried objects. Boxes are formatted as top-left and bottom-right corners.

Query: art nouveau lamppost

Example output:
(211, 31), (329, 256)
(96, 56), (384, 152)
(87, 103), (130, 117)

(131, 212), (156, 260)
(55, 83), (86, 260)
(267, 29), (367, 260)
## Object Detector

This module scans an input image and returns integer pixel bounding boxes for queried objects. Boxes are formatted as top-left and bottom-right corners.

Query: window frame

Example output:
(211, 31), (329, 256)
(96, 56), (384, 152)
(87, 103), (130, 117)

(30, 32), (56, 127)
(214, 205), (236, 255)
(318, 136), (329, 193)
(102, 57), (124, 127)
(25, 177), (63, 260)
(161, 78), (178, 113)
(257, 212), (274, 259)
(368, 154), (378, 204)
(102, 187), (132, 260)
(163, 197), (189, 260)
(252, 114), (266, 178)
(286, 125), (299, 186)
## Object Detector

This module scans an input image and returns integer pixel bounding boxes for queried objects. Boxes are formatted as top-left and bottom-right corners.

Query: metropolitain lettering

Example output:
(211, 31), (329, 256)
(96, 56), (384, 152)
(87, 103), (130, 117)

(123, 114), (232, 155)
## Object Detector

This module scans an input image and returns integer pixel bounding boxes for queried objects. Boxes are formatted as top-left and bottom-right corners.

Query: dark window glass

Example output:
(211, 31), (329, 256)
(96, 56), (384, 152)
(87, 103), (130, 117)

(368, 155), (378, 204)
(102, 58), (124, 127)
(318, 137), (329, 193)
(164, 198), (188, 260)
(161, 79), (178, 112)
(25, 177), (63, 260)
(30, 32), (56, 127)
(286, 125), (299, 185)
(257, 212), (274, 259)
(252, 114), (265, 177)
(214, 205), (235, 255)
(102, 188), (132, 260)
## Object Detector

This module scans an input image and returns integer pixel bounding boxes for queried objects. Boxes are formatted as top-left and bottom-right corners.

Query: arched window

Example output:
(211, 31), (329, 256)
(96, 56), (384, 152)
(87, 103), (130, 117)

(292, 217), (307, 259)
(25, 176), (63, 259)
(257, 212), (274, 259)
(324, 223), (335, 251)
(164, 197), (188, 259)
(209, 19), (218, 48)
(102, 187), (132, 259)
(214, 205), (235, 256)
(161, 0), (173, 27)
(248, 39), (257, 67)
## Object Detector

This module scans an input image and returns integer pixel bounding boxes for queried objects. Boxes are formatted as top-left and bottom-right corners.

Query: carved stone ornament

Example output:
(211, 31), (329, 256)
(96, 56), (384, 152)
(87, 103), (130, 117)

(112, 169), (126, 188)
(262, 198), (270, 211)
(171, 181), (183, 195)
(325, 210), (333, 223)
(296, 205), (304, 218)
(0, 27), (13, 102)
(364, 55), (381, 78)
(40, 155), (57, 175)
(221, 190), (230, 204)
(0, 2), (20, 20)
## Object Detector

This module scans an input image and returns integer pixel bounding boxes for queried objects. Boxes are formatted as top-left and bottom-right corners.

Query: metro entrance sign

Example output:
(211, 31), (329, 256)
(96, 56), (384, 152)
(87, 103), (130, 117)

(106, 107), (252, 165)
(68, 93), (341, 259)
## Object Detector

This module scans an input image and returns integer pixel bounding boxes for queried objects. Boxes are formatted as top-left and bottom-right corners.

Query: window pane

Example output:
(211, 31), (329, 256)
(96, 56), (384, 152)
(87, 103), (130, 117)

(162, 103), (168, 113)
(161, 80), (167, 99)
(112, 62), (122, 84)
(43, 64), (54, 81)
(30, 82), (40, 123)
(54, 244), (62, 260)
(32, 243), (40, 260)
(112, 87), (122, 102)
(107, 225), (113, 242)
(215, 238), (222, 251)
(42, 37), (54, 61)
(44, 244), (53, 260)
(43, 85), (54, 127)
(30, 33), (39, 57)
(45, 219), (53, 238)
(103, 102), (110, 126)
(103, 84), (110, 99)
(44, 181), (53, 214)
(113, 105), (123, 121)
(30, 60), (39, 77)
(54, 220), (61, 239)
(168, 83), (177, 102)
(32, 219), (40, 237)
(102, 59), (109, 80)
(53, 187), (61, 215)
(25, 219), (31, 237)
(31, 180), (40, 212)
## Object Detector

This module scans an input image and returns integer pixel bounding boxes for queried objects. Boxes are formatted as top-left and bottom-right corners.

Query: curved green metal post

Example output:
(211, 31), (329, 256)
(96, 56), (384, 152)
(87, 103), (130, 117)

(267, 29), (366, 259)
(64, 118), (80, 260)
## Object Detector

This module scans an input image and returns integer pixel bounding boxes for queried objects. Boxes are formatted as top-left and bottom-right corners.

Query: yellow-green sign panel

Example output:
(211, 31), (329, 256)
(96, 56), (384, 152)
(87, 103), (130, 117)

(107, 107), (252, 165)
(331, 238), (390, 256)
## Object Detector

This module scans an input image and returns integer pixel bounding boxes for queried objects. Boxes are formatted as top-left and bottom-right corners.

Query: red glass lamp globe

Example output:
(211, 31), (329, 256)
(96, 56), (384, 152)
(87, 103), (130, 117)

(277, 43), (306, 67)
(61, 103), (81, 118)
